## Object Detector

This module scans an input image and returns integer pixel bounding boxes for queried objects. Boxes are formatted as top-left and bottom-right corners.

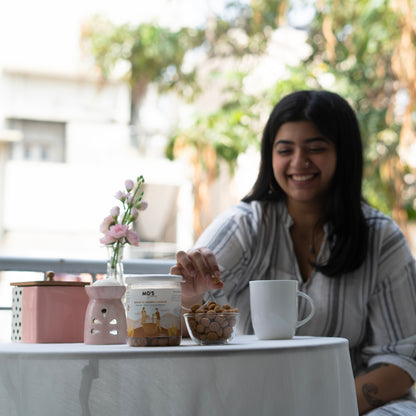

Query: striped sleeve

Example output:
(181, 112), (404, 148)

(193, 202), (265, 330)
(362, 218), (416, 380)
(194, 204), (252, 281)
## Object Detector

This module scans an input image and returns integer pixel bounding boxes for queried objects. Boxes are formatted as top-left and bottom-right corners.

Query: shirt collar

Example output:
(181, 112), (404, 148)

(277, 199), (331, 236)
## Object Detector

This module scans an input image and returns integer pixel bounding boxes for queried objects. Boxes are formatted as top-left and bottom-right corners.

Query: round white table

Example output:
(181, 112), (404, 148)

(0, 335), (358, 416)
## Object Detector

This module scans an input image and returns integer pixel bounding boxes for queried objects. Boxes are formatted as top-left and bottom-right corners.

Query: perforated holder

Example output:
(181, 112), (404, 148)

(84, 285), (127, 345)
(11, 286), (23, 342)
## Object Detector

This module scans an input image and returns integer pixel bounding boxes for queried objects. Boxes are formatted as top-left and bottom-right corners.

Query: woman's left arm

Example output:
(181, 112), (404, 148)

(355, 363), (413, 415)
(357, 217), (416, 414)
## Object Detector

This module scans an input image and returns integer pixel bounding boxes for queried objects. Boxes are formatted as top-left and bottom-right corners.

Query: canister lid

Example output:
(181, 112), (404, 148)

(10, 271), (89, 287)
(125, 274), (183, 283)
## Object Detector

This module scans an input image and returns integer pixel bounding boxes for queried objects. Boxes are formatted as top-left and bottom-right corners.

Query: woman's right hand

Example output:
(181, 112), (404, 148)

(170, 247), (223, 306)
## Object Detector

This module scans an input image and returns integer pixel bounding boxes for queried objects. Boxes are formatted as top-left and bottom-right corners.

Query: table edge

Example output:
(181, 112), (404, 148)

(0, 335), (349, 358)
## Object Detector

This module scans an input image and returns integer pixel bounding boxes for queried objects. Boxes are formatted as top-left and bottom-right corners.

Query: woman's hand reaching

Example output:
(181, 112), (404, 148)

(170, 247), (223, 307)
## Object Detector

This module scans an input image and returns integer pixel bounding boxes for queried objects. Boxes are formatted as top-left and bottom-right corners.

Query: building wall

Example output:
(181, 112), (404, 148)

(0, 67), (197, 261)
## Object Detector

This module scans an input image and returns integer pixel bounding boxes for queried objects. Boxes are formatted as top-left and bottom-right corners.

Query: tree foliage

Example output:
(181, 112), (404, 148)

(305, 0), (416, 228)
(82, 0), (416, 239)
(82, 16), (204, 130)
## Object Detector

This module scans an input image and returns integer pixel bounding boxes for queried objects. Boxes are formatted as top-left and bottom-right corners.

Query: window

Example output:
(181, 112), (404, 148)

(7, 119), (66, 162)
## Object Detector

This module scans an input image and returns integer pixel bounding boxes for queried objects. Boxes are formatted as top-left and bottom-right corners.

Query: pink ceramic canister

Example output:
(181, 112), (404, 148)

(10, 271), (89, 343)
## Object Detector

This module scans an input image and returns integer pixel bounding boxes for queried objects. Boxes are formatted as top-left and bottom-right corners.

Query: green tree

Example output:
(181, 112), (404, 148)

(175, 0), (416, 236)
(83, 0), (416, 241)
(305, 0), (416, 230)
(82, 15), (204, 145)
(166, 73), (260, 236)
(82, 2), (292, 238)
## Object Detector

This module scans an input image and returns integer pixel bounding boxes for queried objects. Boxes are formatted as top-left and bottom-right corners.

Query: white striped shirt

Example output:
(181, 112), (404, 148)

(196, 200), (416, 399)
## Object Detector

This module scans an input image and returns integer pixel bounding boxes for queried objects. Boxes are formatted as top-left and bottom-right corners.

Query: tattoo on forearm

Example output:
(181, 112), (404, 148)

(362, 383), (385, 407)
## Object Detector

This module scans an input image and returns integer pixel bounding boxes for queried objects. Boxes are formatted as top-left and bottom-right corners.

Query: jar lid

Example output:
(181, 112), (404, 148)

(125, 274), (183, 283)
(10, 281), (89, 287)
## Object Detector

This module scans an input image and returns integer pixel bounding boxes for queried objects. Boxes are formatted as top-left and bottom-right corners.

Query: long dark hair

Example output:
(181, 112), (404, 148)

(243, 90), (368, 276)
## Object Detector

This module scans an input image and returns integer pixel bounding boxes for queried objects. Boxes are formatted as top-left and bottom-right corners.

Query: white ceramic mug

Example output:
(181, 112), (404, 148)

(249, 280), (315, 340)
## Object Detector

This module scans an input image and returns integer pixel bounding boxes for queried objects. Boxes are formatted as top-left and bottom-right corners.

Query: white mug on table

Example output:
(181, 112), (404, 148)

(249, 280), (315, 340)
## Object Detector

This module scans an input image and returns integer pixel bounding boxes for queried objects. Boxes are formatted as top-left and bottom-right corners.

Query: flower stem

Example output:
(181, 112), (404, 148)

(110, 241), (123, 280)
(121, 176), (144, 225)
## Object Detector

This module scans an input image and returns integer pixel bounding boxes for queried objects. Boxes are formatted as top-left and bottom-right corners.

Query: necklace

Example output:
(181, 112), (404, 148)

(291, 222), (324, 257)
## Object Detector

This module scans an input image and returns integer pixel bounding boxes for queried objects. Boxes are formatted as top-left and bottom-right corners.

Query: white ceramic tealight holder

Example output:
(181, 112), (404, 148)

(84, 278), (127, 345)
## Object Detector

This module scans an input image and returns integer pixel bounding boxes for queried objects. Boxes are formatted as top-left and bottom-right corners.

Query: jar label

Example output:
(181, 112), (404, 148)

(126, 287), (181, 339)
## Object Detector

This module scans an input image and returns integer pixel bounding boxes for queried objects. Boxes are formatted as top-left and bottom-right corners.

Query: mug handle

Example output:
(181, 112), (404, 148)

(296, 292), (315, 328)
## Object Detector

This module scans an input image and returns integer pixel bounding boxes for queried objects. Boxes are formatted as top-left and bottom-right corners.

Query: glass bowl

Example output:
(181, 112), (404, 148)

(184, 312), (240, 345)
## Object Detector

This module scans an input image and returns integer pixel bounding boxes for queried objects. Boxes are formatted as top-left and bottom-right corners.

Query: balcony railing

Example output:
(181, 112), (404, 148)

(0, 255), (176, 280)
(0, 255), (176, 311)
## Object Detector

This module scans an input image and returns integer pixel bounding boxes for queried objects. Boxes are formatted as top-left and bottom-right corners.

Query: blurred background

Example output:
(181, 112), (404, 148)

(0, 0), (415, 329)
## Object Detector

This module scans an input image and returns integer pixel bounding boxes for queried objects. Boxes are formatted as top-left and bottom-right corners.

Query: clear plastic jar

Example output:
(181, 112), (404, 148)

(125, 274), (182, 347)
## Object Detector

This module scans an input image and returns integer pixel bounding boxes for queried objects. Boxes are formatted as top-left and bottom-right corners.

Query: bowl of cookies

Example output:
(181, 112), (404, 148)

(184, 301), (239, 345)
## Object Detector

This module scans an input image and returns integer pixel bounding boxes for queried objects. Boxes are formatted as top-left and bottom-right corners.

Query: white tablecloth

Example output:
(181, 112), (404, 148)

(0, 335), (358, 416)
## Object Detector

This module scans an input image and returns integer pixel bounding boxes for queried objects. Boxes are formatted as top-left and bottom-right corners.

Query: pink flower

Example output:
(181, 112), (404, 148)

(138, 200), (148, 211)
(100, 175), (146, 249)
(100, 223), (129, 246)
(131, 207), (139, 220)
(108, 223), (128, 240)
(115, 190), (128, 202)
(99, 215), (116, 233)
(126, 229), (140, 246)
(100, 232), (117, 245)
(110, 206), (120, 218)
(125, 179), (134, 191)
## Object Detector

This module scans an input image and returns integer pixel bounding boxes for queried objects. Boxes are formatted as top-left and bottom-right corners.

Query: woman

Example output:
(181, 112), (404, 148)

(171, 90), (416, 415)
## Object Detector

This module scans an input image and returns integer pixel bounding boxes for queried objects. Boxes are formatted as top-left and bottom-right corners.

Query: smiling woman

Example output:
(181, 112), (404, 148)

(245, 90), (366, 277)
(271, 121), (338, 280)
(272, 121), (337, 209)
(170, 90), (416, 415)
